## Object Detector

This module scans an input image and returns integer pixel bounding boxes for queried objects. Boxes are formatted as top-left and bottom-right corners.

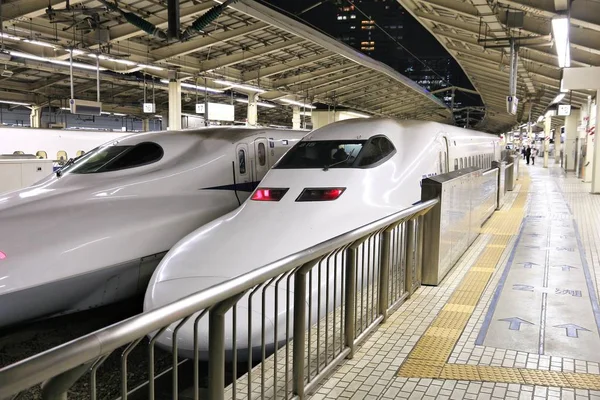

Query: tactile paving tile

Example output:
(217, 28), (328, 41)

(439, 364), (481, 380)
(477, 366), (525, 384)
(397, 360), (443, 379)
(563, 372), (600, 390)
(447, 289), (482, 306)
(442, 304), (475, 314)
(430, 310), (471, 330)
(424, 327), (463, 340)
(520, 369), (572, 387)
(409, 336), (456, 361)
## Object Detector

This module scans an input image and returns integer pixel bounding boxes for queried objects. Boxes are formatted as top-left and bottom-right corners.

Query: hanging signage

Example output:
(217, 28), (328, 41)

(557, 104), (572, 116)
(506, 96), (518, 115)
(143, 103), (155, 113)
(195, 103), (206, 114)
(207, 102), (234, 121)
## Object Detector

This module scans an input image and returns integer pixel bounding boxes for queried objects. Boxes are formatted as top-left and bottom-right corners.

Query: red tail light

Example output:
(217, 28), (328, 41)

(0, 251), (6, 260)
(296, 188), (346, 202)
(251, 188), (289, 201)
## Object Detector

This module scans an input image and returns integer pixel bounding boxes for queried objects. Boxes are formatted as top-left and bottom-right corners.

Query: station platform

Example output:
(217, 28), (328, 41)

(307, 161), (600, 400)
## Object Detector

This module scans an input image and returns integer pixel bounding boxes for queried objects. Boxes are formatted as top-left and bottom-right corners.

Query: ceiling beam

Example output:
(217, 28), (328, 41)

(270, 63), (357, 87)
(242, 52), (333, 82)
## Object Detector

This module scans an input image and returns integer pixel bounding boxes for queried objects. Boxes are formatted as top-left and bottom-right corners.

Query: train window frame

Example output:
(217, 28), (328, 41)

(454, 158), (458, 171)
(257, 142), (266, 167)
(460, 158), (464, 169)
(238, 149), (247, 175)
(69, 142), (164, 174)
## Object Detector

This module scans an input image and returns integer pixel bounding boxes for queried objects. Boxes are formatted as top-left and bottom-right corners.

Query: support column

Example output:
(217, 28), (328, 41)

(168, 74), (181, 131)
(247, 92), (258, 126)
(554, 125), (562, 163)
(142, 118), (150, 132)
(30, 106), (42, 128)
(292, 106), (301, 130)
(544, 116), (551, 168)
(564, 110), (579, 171)
(591, 90), (600, 193)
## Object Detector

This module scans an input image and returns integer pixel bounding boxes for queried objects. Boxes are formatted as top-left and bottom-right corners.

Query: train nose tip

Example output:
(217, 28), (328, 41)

(144, 276), (221, 311)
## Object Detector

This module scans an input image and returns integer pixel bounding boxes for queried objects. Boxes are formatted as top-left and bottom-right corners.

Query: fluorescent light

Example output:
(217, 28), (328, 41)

(345, 111), (370, 118)
(280, 98), (316, 109)
(101, 111), (127, 116)
(235, 98), (276, 108)
(545, 109), (556, 117)
(139, 64), (164, 71)
(88, 53), (137, 66)
(537, 115), (544, 123)
(9, 51), (106, 71)
(23, 39), (55, 48)
(214, 79), (265, 94)
(551, 93), (565, 104)
(72, 50), (86, 56)
(300, 111), (312, 116)
(0, 99), (30, 106)
(552, 16), (570, 68)
(160, 79), (224, 93)
(0, 33), (20, 41)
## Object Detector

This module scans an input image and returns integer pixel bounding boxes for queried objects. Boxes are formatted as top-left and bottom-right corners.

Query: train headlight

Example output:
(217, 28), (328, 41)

(251, 188), (289, 201)
(296, 188), (346, 202)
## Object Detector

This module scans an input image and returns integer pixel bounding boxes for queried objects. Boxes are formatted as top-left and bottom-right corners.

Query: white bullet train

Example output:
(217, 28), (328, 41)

(0, 127), (305, 327)
(143, 118), (501, 359)
(0, 127), (133, 161)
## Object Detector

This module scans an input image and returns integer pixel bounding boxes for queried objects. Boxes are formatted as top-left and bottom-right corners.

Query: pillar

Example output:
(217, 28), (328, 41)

(247, 92), (258, 126)
(168, 76), (181, 131)
(142, 118), (150, 132)
(292, 106), (301, 130)
(554, 124), (562, 163)
(564, 110), (579, 171)
(544, 116), (551, 168)
(591, 90), (600, 193)
(30, 106), (42, 128)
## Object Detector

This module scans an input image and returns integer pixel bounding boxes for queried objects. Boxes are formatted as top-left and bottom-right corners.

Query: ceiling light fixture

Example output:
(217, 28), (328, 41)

(160, 79), (224, 93)
(551, 93), (566, 104)
(345, 111), (370, 118)
(537, 115), (544, 123)
(10, 51), (105, 71)
(234, 98), (276, 108)
(552, 16), (571, 68)
(22, 39), (56, 48)
(0, 99), (31, 106)
(280, 98), (316, 109)
(214, 79), (265, 93)
(0, 33), (20, 41)
(139, 64), (164, 71)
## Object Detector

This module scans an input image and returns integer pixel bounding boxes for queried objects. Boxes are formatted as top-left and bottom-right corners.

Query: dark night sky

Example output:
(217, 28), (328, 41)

(259, 0), (483, 109)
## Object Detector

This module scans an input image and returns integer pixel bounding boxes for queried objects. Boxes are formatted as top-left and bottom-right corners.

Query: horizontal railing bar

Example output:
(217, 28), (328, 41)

(482, 168), (498, 176)
(0, 199), (438, 398)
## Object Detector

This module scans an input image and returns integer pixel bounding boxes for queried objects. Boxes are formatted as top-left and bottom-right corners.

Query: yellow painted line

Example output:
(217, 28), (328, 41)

(396, 171), (600, 390)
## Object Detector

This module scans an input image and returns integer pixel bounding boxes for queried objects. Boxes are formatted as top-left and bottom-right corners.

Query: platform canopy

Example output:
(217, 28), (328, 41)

(397, 0), (600, 132)
(0, 0), (451, 126)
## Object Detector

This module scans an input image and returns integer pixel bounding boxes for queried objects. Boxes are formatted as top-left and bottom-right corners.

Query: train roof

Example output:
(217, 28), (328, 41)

(304, 118), (498, 142)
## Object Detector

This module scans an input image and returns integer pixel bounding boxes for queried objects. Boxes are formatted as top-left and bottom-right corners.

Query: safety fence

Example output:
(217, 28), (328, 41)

(0, 199), (438, 400)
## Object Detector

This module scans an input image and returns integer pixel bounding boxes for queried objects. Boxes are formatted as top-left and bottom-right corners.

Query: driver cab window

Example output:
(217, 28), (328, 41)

(69, 142), (163, 174)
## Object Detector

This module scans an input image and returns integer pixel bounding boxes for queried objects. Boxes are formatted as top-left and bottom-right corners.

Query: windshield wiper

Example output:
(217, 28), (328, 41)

(323, 155), (350, 171)
(56, 158), (74, 177)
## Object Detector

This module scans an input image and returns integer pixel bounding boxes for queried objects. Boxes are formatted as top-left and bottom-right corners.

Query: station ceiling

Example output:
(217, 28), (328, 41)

(397, 0), (600, 132)
(0, 0), (452, 127)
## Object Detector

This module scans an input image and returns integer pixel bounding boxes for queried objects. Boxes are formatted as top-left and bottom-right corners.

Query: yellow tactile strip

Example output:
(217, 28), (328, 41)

(398, 172), (600, 389)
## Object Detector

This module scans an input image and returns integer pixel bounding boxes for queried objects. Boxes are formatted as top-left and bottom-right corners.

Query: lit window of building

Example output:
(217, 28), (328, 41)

(337, 15), (343, 20)
(350, 14), (356, 19)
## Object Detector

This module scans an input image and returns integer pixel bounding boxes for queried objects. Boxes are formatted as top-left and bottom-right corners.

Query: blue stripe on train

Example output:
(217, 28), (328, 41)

(201, 181), (261, 192)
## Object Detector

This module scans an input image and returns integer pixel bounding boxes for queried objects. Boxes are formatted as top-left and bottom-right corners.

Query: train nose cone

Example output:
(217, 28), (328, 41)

(144, 277), (275, 360)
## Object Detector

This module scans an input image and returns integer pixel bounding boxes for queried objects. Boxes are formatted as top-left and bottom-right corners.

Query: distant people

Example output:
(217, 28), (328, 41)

(526, 146), (531, 165)
(531, 147), (537, 165)
(521, 146), (527, 160)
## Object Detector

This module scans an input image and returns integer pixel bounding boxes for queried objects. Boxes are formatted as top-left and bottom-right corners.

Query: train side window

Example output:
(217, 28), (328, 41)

(454, 158), (458, 171)
(438, 152), (443, 174)
(460, 158), (464, 169)
(13, 150), (24, 155)
(257, 143), (266, 167)
(357, 136), (396, 167)
(76, 150), (85, 157)
(36, 151), (47, 159)
(239, 149), (247, 174)
(57, 150), (68, 161)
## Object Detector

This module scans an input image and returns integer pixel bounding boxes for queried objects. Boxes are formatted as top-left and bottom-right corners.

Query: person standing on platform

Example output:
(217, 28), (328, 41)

(531, 147), (537, 165)
(525, 146), (531, 165)
(522, 146), (527, 160)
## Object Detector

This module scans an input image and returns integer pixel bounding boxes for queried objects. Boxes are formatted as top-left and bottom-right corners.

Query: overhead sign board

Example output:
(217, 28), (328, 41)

(506, 96), (518, 115)
(143, 103), (155, 113)
(557, 104), (572, 116)
(195, 103), (206, 114)
(207, 102), (234, 122)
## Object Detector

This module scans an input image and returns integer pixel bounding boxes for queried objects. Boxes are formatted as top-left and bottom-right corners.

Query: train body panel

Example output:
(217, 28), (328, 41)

(0, 127), (305, 327)
(143, 118), (501, 359)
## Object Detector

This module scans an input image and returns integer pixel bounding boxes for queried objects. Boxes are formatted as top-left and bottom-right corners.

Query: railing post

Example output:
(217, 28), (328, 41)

(208, 295), (243, 400)
(405, 218), (416, 296)
(293, 262), (312, 399)
(41, 362), (92, 400)
(378, 228), (393, 321)
(344, 244), (358, 358)
(416, 216), (425, 285)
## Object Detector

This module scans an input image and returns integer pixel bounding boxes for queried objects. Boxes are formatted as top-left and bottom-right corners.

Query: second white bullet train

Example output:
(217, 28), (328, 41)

(0, 126), (305, 327)
(144, 118), (501, 359)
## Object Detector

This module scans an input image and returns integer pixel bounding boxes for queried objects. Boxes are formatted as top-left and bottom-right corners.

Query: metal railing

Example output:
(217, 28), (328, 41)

(0, 199), (438, 400)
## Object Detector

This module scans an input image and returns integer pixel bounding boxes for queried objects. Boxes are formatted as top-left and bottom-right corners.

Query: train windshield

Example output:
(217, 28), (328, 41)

(65, 142), (164, 174)
(274, 140), (365, 169)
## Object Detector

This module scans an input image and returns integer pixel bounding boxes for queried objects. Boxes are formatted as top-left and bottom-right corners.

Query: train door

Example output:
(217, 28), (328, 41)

(235, 143), (250, 188)
(253, 137), (269, 181)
